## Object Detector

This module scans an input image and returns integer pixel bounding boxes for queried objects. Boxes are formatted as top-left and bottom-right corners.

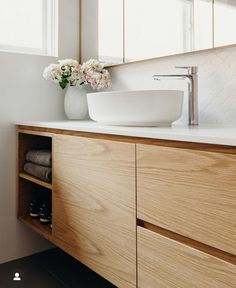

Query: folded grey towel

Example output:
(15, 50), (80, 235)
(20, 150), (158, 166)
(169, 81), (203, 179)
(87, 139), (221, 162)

(26, 150), (52, 167)
(24, 162), (52, 183)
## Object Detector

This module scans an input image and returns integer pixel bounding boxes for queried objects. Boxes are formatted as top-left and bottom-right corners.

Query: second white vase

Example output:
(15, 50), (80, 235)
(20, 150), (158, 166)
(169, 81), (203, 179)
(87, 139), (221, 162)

(64, 86), (88, 120)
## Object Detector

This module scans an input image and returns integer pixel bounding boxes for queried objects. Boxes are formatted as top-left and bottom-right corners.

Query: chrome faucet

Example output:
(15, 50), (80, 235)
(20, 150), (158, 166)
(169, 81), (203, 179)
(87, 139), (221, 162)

(153, 66), (198, 125)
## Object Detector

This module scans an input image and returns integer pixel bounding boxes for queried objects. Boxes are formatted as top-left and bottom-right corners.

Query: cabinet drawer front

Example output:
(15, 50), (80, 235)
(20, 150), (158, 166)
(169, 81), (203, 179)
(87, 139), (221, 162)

(138, 226), (236, 288)
(53, 135), (136, 288)
(137, 144), (236, 255)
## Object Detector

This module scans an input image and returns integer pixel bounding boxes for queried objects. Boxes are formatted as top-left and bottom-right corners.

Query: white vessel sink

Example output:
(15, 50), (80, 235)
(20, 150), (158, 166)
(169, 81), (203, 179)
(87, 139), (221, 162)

(87, 90), (184, 126)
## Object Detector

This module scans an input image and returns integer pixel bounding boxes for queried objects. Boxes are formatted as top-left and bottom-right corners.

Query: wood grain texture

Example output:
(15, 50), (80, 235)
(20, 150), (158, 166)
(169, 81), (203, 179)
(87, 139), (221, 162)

(16, 125), (236, 155)
(137, 144), (236, 255)
(52, 134), (136, 288)
(137, 226), (236, 288)
(18, 177), (53, 242)
(19, 216), (52, 242)
(17, 128), (53, 138)
(19, 172), (52, 190)
(17, 130), (53, 241)
(141, 221), (236, 265)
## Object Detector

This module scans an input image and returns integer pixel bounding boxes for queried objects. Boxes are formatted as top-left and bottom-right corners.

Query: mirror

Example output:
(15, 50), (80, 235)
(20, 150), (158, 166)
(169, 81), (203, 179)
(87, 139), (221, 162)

(81, 0), (124, 64)
(214, 0), (236, 47)
(125, 0), (212, 62)
(98, 0), (123, 63)
(81, 0), (236, 65)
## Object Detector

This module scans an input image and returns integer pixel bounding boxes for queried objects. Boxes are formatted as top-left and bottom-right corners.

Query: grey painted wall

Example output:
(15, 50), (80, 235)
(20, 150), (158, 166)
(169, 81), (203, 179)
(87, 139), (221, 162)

(0, 0), (79, 264)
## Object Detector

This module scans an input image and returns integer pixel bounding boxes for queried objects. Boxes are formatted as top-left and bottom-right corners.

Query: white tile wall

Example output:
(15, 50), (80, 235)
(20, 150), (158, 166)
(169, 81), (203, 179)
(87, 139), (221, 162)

(109, 45), (236, 125)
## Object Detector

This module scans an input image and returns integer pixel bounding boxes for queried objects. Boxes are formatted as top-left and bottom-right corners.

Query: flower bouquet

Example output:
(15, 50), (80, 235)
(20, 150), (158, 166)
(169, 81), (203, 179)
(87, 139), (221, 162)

(43, 58), (111, 90)
(43, 59), (112, 119)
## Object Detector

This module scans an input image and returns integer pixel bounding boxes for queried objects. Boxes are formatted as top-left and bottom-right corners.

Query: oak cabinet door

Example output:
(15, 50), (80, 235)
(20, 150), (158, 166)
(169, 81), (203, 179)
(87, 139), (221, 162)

(138, 226), (236, 288)
(52, 135), (136, 288)
(137, 144), (236, 255)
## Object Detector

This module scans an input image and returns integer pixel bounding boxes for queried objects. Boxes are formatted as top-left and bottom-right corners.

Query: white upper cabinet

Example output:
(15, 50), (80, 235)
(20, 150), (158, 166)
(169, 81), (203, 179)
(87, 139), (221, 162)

(125, 0), (213, 62)
(81, 0), (236, 65)
(214, 0), (236, 47)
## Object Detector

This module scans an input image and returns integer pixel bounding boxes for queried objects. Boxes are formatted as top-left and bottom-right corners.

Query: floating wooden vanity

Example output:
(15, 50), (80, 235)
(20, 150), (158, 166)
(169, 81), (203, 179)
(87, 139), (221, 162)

(16, 124), (236, 288)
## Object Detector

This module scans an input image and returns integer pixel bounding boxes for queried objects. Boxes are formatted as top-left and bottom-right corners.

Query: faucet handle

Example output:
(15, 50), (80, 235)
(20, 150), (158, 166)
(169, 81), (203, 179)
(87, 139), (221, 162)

(175, 66), (198, 74)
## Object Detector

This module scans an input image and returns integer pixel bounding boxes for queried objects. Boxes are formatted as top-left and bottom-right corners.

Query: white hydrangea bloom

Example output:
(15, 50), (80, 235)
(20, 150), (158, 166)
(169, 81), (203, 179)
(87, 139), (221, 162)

(43, 63), (62, 83)
(81, 59), (104, 73)
(58, 59), (78, 67)
(43, 58), (111, 90)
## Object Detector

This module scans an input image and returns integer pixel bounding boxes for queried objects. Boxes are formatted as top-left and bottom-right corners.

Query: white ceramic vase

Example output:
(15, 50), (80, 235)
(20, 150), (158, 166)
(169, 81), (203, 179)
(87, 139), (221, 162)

(64, 85), (88, 120)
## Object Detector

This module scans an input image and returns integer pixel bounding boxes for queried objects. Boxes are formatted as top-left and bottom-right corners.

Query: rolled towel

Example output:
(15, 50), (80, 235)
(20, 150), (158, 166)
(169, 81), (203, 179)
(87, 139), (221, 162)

(26, 150), (52, 167)
(24, 162), (52, 183)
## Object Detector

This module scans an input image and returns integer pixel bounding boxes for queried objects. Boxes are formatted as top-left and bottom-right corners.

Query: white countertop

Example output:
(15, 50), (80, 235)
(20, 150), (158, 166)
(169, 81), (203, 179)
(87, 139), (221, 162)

(15, 120), (236, 146)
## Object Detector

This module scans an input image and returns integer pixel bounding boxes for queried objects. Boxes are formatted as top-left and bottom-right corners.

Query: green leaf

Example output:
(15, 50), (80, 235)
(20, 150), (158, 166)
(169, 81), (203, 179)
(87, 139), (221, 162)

(59, 79), (68, 90)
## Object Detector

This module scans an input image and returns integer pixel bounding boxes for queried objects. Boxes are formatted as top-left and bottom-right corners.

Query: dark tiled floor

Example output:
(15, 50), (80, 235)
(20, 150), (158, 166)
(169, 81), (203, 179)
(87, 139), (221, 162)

(0, 248), (116, 288)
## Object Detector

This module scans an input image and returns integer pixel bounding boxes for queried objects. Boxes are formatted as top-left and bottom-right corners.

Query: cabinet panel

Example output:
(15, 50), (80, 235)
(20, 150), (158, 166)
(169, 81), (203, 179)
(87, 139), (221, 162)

(52, 135), (136, 288)
(138, 226), (236, 288)
(137, 144), (236, 255)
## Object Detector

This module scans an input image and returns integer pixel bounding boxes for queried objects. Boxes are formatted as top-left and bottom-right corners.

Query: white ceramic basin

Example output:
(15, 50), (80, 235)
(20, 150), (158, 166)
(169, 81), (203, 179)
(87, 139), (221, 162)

(87, 90), (184, 126)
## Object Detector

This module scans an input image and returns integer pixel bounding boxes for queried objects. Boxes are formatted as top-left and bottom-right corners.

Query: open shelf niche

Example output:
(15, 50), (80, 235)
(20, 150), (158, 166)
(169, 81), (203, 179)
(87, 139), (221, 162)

(18, 131), (52, 241)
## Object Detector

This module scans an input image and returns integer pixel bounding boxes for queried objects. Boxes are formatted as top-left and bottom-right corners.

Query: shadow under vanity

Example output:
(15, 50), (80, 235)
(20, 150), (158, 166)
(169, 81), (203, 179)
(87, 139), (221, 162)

(16, 124), (236, 288)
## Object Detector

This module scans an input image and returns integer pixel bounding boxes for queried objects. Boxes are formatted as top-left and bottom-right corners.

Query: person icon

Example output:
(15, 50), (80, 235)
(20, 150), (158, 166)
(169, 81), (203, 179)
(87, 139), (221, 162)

(13, 272), (21, 281)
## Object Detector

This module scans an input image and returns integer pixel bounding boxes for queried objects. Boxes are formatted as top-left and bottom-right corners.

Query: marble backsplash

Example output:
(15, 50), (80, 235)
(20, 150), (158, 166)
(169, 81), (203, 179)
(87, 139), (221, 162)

(109, 45), (236, 125)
